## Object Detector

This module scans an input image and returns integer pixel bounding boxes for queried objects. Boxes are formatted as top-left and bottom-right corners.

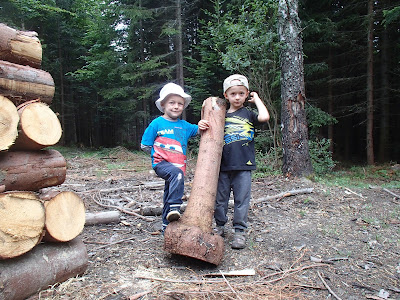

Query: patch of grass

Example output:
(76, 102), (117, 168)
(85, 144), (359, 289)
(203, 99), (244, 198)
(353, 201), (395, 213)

(315, 164), (400, 188)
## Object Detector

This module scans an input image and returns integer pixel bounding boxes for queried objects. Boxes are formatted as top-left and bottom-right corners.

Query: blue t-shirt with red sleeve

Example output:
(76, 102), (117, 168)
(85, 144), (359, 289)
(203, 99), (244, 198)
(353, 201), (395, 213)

(141, 116), (198, 174)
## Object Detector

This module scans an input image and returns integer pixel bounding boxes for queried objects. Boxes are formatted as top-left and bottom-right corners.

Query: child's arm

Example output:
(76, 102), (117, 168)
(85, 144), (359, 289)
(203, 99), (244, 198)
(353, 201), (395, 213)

(198, 119), (210, 131)
(249, 92), (270, 122)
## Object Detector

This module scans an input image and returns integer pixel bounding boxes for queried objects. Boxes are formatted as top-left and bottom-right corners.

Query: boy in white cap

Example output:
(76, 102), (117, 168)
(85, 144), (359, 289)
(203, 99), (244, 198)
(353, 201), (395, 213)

(141, 82), (209, 233)
(214, 74), (270, 249)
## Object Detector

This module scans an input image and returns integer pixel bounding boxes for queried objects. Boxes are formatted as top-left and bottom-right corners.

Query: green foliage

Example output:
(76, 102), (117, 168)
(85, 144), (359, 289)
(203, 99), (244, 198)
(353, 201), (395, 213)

(306, 103), (337, 138)
(308, 138), (336, 175)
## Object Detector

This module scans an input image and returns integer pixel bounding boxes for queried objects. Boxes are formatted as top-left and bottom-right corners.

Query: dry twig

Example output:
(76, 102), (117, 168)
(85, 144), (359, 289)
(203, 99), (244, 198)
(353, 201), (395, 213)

(317, 271), (343, 300)
(253, 188), (314, 204)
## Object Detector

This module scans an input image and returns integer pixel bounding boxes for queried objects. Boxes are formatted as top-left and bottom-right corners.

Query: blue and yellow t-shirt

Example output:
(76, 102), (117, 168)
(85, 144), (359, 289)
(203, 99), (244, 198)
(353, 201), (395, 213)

(220, 107), (259, 171)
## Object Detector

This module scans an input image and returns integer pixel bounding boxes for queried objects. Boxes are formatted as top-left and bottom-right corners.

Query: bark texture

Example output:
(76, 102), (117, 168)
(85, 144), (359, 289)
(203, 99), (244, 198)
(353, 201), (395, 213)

(0, 191), (45, 259)
(164, 97), (226, 265)
(0, 238), (88, 300)
(0, 23), (42, 69)
(0, 60), (54, 105)
(0, 95), (19, 151)
(12, 100), (62, 150)
(278, 0), (313, 177)
(0, 149), (66, 191)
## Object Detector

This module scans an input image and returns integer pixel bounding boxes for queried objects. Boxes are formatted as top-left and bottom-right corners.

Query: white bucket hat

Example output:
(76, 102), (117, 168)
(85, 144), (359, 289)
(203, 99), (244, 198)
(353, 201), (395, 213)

(155, 83), (192, 112)
(223, 74), (249, 93)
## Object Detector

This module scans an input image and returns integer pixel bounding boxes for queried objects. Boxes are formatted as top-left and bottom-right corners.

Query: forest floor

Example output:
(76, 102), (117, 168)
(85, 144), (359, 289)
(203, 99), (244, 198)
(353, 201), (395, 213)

(29, 147), (400, 300)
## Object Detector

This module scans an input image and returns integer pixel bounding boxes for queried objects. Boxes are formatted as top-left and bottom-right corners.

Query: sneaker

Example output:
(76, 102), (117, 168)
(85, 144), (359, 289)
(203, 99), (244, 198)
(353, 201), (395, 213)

(166, 210), (181, 222)
(214, 225), (225, 237)
(231, 231), (246, 249)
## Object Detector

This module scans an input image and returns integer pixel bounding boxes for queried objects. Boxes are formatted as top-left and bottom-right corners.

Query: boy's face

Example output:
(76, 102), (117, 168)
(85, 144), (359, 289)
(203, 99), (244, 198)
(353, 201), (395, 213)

(161, 94), (185, 120)
(224, 85), (249, 110)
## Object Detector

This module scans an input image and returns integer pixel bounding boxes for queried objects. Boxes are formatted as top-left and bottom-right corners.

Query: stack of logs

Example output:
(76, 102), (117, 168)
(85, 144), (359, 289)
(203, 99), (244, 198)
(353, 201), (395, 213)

(0, 23), (87, 300)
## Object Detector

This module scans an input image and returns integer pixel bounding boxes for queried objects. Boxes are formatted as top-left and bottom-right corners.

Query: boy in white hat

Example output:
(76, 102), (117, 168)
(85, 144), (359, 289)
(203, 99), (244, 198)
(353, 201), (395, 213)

(141, 82), (209, 233)
(214, 74), (270, 249)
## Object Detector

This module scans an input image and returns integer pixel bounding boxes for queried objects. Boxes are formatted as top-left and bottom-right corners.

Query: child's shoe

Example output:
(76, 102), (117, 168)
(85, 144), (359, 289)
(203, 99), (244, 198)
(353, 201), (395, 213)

(214, 225), (225, 237)
(231, 231), (246, 249)
(166, 209), (181, 222)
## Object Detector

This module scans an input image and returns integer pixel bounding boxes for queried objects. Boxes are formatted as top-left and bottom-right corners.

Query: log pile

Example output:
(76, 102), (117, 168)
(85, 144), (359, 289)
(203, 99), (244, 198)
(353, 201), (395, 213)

(0, 23), (87, 300)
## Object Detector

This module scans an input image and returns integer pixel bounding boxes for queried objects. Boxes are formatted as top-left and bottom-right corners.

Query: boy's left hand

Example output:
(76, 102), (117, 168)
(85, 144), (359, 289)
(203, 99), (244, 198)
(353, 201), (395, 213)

(198, 119), (210, 131)
(248, 92), (261, 103)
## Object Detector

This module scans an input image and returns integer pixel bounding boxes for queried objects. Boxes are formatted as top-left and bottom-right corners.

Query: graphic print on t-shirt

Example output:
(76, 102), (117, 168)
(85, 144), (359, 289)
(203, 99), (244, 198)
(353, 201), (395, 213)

(224, 116), (254, 146)
(153, 136), (186, 173)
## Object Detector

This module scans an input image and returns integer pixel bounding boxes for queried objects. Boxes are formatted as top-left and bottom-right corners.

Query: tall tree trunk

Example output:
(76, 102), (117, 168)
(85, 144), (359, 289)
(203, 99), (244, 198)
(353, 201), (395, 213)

(328, 47), (334, 154)
(176, 0), (186, 120)
(366, 0), (374, 165)
(378, 0), (390, 162)
(278, 0), (313, 177)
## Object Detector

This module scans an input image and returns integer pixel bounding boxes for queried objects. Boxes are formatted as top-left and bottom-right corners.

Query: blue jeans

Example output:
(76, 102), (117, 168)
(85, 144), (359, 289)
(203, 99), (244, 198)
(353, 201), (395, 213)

(214, 170), (252, 231)
(154, 161), (184, 230)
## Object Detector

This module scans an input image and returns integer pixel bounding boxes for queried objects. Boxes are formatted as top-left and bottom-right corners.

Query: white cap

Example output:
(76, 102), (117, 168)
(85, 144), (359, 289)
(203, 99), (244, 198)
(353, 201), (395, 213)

(223, 74), (249, 93)
(155, 83), (192, 112)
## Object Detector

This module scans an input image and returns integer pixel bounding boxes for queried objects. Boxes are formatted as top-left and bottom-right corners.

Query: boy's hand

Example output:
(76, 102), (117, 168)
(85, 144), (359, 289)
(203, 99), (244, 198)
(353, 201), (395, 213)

(198, 119), (210, 131)
(248, 91), (261, 104)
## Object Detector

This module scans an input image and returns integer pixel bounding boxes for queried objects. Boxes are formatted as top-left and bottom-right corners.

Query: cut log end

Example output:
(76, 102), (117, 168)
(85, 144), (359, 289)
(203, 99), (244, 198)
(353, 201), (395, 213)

(0, 95), (19, 151)
(164, 222), (224, 265)
(44, 191), (85, 242)
(0, 191), (45, 259)
(14, 102), (62, 150)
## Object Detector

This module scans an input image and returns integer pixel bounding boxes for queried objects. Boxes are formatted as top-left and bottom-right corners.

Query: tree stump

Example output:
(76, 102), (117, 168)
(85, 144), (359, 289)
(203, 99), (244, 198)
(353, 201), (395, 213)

(0, 191), (45, 259)
(41, 191), (86, 242)
(0, 237), (88, 300)
(0, 60), (54, 105)
(12, 100), (62, 150)
(0, 95), (19, 151)
(0, 149), (66, 191)
(0, 23), (42, 69)
(164, 97), (226, 265)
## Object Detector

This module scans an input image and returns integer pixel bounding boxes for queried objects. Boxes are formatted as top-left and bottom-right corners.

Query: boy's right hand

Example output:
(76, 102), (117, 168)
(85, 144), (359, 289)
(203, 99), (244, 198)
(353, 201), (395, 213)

(198, 119), (210, 131)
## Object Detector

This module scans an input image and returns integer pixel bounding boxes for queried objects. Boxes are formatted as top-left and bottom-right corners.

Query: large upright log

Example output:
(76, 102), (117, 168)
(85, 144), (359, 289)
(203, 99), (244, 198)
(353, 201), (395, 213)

(0, 95), (19, 151)
(164, 97), (226, 265)
(0, 191), (45, 259)
(12, 100), (62, 150)
(0, 238), (88, 300)
(41, 191), (86, 242)
(0, 23), (42, 69)
(0, 60), (54, 105)
(0, 149), (66, 191)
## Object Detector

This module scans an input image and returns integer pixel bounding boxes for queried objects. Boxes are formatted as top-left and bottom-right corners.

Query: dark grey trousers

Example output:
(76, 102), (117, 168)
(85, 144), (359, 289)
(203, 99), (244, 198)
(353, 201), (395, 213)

(214, 170), (252, 231)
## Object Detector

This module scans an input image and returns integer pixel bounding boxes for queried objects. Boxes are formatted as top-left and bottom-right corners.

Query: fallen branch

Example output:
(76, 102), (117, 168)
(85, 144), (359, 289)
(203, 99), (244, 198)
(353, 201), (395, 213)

(92, 194), (154, 222)
(204, 268), (256, 277)
(343, 187), (364, 198)
(369, 185), (400, 199)
(317, 271), (343, 300)
(253, 188), (314, 204)
(129, 290), (152, 300)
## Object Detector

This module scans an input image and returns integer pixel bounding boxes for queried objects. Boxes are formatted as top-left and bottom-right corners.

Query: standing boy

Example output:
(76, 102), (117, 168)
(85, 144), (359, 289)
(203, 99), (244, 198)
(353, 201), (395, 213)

(141, 82), (209, 233)
(214, 74), (270, 249)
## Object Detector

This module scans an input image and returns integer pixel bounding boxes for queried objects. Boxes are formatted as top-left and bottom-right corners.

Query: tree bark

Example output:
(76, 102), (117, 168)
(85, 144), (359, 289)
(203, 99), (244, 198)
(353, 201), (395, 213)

(278, 0), (313, 177)
(0, 149), (66, 191)
(0, 60), (54, 105)
(0, 23), (42, 69)
(164, 97), (226, 265)
(0, 237), (88, 300)
(366, 0), (374, 165)
(41, 191), (85, 242)
(85, 211), (121, 225)
(0, 191), (45, 259)
(0, 95), (19, 151)
(11, 100), (62, 150)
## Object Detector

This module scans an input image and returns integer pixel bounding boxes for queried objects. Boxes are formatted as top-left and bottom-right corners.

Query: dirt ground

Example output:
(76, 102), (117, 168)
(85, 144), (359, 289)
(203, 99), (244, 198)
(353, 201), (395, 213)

(30, 148), (400, 300)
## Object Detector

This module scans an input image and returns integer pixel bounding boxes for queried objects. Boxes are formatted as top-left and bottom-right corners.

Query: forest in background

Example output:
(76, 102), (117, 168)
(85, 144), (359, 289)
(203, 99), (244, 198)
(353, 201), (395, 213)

(0, 0), (399, 166)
